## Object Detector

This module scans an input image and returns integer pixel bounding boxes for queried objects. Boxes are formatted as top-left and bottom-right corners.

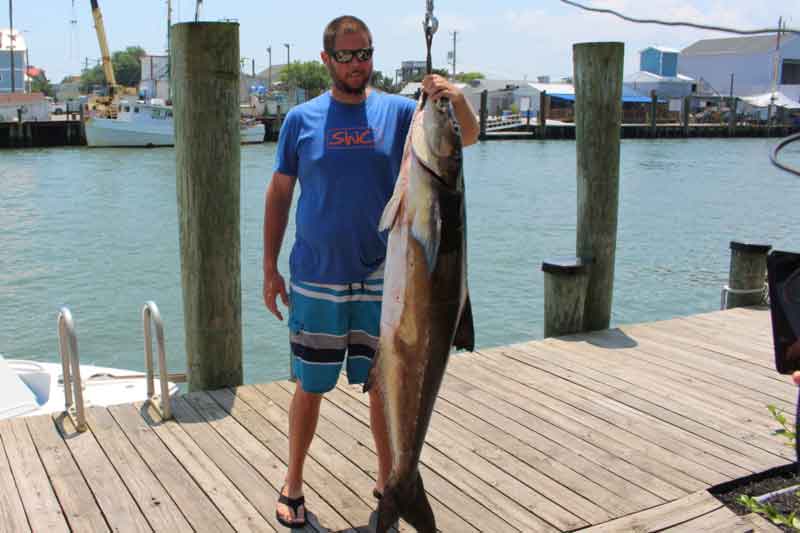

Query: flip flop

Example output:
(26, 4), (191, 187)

(276, 485), (307, 528)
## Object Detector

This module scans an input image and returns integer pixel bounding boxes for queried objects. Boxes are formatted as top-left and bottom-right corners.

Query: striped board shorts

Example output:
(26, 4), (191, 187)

(288, 267), (383, 394)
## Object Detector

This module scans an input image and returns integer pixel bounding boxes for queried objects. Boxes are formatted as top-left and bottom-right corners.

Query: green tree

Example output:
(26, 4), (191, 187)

(80, 45), (146, 91)
(455, 71), (485, 83)
(280, 61), (331, 98)
(31, 72), (54, 97)
(410, 68), (450, 82)
(371, 71), (397, 93)
(112, 46), (146, 87)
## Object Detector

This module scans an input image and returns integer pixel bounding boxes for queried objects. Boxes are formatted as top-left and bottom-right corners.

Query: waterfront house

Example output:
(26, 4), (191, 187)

(0, 29), (26, 93)
(624, 46), (696, 100)
(678, 33), (800, 101)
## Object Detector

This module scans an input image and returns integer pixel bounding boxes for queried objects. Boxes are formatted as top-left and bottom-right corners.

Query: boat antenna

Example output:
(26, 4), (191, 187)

(423, 0), (438, 75)
(194, 0), (203, 22)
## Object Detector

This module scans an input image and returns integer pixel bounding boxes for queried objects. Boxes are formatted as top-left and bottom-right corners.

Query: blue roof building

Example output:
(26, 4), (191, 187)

(0, 29), (27, 93)
(640, 46), (680, 77)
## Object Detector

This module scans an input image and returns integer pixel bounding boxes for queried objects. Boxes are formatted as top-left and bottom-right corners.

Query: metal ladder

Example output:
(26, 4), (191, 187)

(57, 302), (176, 432)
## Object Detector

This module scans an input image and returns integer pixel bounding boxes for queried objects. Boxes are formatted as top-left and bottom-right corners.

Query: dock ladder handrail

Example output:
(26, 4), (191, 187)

(57, 307), (88, 432)
(142, 301), (172, 420)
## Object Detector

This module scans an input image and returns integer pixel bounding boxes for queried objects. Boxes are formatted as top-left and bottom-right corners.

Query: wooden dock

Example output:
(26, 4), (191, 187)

(0, 307), (792, 532)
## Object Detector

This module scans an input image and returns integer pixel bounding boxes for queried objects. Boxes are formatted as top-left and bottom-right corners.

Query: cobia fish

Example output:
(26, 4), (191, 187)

(365, 91), (474, 533)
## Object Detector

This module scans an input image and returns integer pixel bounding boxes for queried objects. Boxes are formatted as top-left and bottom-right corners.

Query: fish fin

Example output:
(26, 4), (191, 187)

(410, 198), (441, 275)
(453, 293), (475, 351)
(363, 348), (379, 393)
(377, 472), (435, 533)
(378, 188), (404, 232)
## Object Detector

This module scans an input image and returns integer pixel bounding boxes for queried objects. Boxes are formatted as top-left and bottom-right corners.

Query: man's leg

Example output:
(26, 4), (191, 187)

(277, 381), (322, 524)
(369, 386), (392, 495)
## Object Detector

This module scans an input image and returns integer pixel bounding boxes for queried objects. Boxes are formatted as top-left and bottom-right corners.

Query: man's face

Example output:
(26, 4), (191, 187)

(322, 30), (373, 95)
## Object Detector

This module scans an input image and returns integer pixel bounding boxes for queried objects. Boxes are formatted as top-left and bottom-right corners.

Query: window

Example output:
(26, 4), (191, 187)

(781, 59), (800, 85)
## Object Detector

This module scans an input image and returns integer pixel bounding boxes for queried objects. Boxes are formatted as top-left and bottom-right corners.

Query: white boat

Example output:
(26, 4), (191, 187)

(84, 99), (265, 147)
(0, 355), (179, 419)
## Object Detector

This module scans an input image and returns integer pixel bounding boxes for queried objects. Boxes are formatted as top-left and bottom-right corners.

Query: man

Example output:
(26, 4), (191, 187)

(263, 15), (478, 528)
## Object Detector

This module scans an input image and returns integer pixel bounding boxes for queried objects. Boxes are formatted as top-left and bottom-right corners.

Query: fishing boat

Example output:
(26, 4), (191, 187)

(0, 354), (179, 419)
(84, 99), (266, 147)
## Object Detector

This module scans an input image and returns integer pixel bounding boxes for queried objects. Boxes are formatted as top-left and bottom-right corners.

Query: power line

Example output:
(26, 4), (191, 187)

(560, 0), (798, 35)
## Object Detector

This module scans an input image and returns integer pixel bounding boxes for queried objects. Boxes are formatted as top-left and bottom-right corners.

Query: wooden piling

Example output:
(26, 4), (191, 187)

(574, 42), (624, 331)
(682, 96), (691, 137)
(724, 241), (771, 309)
(172, 22), (243, 391)
(542, 258), (590, 337)
(479, 90), (488, 141)
(538, 91), (548, 139)
(649, 90), (658, 137)
(728, 97), (737, 137)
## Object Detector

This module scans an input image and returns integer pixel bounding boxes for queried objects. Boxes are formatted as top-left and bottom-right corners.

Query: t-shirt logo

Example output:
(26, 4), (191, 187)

(327, 127), (379, 149)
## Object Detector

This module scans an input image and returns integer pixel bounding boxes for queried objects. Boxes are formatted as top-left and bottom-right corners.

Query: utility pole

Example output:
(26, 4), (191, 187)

(284, 43), (290, 67)
(9, 0), (15, 93)
(167, 0), (172, 100)
(450, 30), (458, 79)
(769, 16), (782, 124)
(267, 46), (272, 90)
(251, 58), (255, 77)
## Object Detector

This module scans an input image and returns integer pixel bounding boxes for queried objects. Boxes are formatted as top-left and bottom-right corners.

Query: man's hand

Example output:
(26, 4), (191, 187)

(422, 74), (464, 104)
(264, 268), (289, 321)
(421, 74), (479, 146)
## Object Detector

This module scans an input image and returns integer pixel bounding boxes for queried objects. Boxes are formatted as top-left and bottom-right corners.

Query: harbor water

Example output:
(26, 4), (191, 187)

(1, 138), (798, 384)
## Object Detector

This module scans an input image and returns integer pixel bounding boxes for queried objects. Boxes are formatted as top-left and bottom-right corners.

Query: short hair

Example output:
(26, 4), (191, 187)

(323, 16), (373, 53)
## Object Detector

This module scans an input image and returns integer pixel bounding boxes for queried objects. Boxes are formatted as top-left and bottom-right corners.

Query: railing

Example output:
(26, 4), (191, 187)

(57, 307), (87, 432)
(142, 301), (173, 420)
(485, 114), (527, 132)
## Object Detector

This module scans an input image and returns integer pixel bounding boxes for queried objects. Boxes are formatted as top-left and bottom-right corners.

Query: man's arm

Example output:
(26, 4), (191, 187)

(263, 171), (296, 321)
(422, 74), (480, 147)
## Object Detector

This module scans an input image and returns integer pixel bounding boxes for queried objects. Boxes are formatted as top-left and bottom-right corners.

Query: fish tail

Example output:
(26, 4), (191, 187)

(376, 472), (436, 533)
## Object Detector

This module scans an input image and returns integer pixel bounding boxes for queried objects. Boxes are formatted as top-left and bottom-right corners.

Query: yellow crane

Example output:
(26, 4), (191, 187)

(89, 0), (121, 115)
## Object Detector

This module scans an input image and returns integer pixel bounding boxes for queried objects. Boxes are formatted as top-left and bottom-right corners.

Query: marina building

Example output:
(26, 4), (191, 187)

(625, 46), (696, 99)
(0, 29), (27, 93)
(678, 33), (800, 101)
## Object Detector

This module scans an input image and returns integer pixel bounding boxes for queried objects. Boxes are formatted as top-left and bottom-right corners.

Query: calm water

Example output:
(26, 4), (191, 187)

(1, 138), (798, 384)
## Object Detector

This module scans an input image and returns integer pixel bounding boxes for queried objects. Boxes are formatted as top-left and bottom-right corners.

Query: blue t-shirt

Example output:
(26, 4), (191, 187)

(274, 90), (417, 283)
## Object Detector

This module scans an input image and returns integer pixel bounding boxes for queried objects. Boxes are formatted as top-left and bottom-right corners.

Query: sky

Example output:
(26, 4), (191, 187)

(6, 0), (796, 84)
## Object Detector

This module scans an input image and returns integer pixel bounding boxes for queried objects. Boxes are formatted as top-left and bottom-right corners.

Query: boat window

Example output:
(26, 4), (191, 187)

(134, 107), (140, 113)
(123, 105), (130, 112)
(166, 110), (173, 118)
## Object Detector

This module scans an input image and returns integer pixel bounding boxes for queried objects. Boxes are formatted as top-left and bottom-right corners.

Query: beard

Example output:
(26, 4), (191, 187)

(329, 64), (372, 95)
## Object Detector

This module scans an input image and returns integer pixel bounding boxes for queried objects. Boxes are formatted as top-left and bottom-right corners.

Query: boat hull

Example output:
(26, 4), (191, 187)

(85, 117), (266, 148)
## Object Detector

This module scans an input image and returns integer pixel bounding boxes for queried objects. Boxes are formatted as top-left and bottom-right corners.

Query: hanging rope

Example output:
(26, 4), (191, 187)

(423, 0), (438, 75)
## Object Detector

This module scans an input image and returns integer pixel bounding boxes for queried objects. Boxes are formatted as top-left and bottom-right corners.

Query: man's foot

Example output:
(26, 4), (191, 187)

(276, 484), (307, 528)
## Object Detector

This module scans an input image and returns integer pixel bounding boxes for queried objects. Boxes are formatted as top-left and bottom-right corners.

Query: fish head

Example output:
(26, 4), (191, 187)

(411, 94), (463, 190)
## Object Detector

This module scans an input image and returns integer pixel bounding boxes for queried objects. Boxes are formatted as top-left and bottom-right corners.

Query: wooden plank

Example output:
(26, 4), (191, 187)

(269, 383), (485, 533)
(25, 415), (109, 532)
(3, 417), (70, 532)
(590, 328), (795, 413)
(577, 490), (721, 532)
(208, 386), (357, 533)
(512, 341), (790, 467)
(186, 389), (363, 533)
(165, 395), (280, 532)
(54, 412), (152, 532)
(742, 512), (786, 532)
(0, 419), (31, 533)
(461, 352), (730, 486)
(106, 403), (234, 533)
(329, 383), (590, 530)
(445, 357), (705, 494)
(431, 392), (652, 518)
(433, 383), (665, 510)
(325, 385), (562, 532)
(661, 506), (758, 532)
(135, 401), (273, 533)
(546, 330), (793, 417)
(84, 407), (193, 532)
(438, 374), (683, 502)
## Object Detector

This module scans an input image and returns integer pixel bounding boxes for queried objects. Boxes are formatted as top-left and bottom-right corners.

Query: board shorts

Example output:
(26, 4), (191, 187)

(288, 267), (383, 394)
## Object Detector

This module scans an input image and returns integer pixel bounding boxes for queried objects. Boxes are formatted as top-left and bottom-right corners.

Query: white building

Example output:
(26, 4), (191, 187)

(139, 55), (169, 101)
(678, 33), (800, 101)
(0, 93), (48, 121)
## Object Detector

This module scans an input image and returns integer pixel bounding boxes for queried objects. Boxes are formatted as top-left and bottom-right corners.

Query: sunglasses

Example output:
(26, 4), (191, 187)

(330, 47), (374, 63)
